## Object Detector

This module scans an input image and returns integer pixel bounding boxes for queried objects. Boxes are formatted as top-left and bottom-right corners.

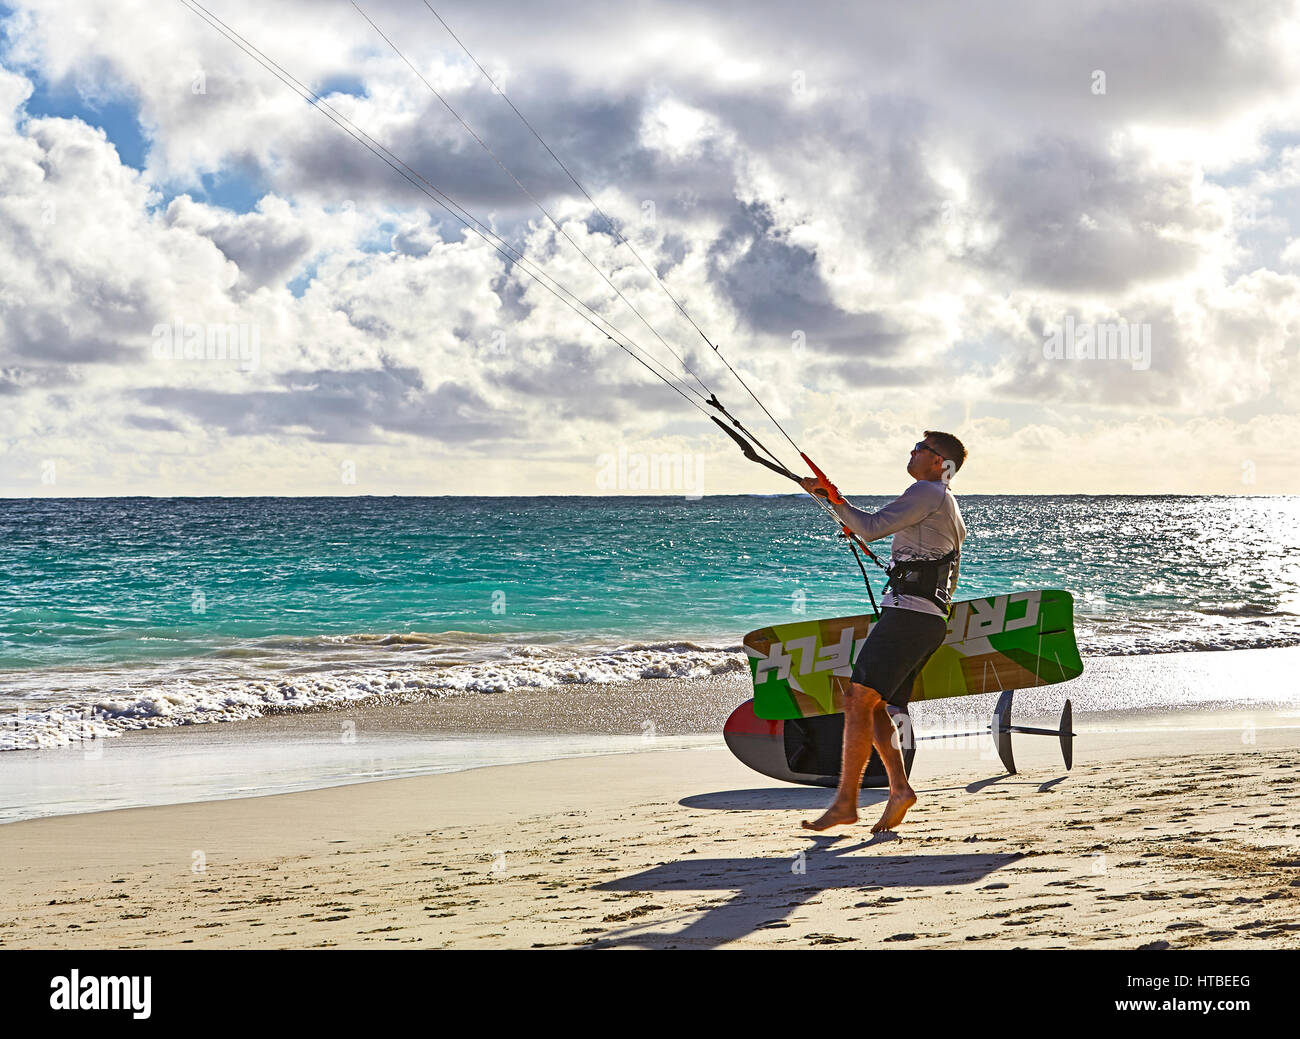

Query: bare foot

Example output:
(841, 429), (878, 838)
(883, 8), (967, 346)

(801, 803), (858, 831)
(871, 789), (917, 833)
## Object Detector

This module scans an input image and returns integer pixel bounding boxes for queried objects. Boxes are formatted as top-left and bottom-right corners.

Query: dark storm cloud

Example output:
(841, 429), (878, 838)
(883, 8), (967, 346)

(134, 365), (507, 443)
(708, 200), (917, 358)
(281, 80), (650, 216)
(710, 205), (851, 335)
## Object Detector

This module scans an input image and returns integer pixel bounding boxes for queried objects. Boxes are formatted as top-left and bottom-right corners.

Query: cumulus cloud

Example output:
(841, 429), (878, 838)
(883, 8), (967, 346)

(164, 195), (314, 293)
(1, 0), (1299, 495)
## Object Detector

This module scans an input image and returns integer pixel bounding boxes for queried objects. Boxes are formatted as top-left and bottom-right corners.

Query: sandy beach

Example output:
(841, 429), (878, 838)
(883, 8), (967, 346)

(3, 709), (1298, 950)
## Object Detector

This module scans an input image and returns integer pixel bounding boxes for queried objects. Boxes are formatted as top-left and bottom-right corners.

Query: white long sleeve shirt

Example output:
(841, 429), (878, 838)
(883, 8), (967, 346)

(831, 480), (966, 617)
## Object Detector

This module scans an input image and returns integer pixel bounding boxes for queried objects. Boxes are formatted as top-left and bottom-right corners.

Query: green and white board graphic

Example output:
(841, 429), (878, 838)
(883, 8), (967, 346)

(744, 589), (1083, 720)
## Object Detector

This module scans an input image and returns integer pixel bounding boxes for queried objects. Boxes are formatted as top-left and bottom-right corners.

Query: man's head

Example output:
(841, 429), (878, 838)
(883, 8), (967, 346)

(907, 430), (967, 483)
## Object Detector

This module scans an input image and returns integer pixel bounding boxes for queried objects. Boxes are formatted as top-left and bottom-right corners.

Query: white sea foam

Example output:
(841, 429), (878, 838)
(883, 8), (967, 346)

(0, 641), (745, 751)
(4, 613), (1298, 752)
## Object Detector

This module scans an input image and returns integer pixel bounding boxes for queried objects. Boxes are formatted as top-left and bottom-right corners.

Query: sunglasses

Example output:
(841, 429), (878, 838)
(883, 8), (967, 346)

(912, 442), (947, 461)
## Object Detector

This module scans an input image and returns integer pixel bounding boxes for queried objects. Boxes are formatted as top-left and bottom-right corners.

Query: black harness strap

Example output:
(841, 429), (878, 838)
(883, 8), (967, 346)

(882, 549), (959, 611)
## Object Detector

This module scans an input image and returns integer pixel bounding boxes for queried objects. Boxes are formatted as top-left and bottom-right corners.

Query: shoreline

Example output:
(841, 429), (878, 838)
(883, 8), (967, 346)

(4, 645), (1300, 824)
(5, 633), (1299, 752)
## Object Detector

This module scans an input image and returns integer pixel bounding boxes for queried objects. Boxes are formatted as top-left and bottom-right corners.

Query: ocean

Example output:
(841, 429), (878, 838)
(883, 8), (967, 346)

(2, 494), (1298, 754)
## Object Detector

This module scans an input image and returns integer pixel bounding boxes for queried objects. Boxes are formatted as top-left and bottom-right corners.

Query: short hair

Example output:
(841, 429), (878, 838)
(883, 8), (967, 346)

(924, 430), (967, 472)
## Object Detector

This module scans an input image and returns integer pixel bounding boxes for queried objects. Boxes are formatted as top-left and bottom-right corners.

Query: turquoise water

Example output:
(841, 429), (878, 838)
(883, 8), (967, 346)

(4, 495), (1299, 665)
(1, 494), (1298, 749)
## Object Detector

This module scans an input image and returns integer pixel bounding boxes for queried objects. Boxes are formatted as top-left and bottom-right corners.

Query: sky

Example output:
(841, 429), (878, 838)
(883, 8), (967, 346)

(2, 0), (1300, 496)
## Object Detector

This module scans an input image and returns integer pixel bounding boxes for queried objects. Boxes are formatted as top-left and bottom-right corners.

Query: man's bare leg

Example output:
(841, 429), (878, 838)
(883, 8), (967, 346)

(869, 699), (916, 832)
(801, 683), (881, 831)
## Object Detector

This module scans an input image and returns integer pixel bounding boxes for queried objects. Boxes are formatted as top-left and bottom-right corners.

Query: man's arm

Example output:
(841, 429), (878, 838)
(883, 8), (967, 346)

(830, 482), (945, 543)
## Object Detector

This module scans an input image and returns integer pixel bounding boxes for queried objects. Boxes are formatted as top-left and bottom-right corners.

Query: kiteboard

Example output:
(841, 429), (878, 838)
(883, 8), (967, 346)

(743, 588), (1082, 721)
(726, 590), (1083, 786)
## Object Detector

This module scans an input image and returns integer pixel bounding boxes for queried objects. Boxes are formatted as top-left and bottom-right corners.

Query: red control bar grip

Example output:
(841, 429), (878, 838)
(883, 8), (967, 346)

(800, 453), (844, 504)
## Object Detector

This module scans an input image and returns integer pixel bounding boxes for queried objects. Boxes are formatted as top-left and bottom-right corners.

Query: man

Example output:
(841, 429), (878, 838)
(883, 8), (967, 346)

(799, 430), (967, 833)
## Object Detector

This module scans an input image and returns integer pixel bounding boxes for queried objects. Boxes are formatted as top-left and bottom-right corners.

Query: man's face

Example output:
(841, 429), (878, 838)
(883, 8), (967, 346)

(907, 438), (947, 480)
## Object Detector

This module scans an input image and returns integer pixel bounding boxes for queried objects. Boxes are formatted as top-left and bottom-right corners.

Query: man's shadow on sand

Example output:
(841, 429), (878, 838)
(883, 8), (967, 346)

(583, 787), (1025, 949)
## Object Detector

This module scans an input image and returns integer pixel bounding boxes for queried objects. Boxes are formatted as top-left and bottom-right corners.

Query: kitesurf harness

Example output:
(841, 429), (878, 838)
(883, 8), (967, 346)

(882, 549), (959, 611)
(179, 0), (913, 603)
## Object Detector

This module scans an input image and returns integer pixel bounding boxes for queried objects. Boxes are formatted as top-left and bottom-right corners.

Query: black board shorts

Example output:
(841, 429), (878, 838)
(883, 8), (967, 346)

(850, 606), (949, 708)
